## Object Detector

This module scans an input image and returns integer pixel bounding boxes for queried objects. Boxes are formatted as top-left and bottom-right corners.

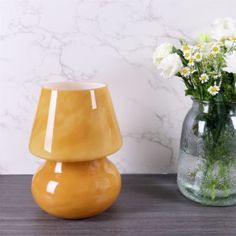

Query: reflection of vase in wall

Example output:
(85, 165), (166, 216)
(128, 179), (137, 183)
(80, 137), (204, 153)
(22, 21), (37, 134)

(29, 82), (122, 219)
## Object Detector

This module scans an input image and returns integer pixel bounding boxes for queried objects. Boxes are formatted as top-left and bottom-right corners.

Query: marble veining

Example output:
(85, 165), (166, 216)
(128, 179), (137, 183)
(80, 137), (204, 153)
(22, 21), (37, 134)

(0, 0), (235, 174)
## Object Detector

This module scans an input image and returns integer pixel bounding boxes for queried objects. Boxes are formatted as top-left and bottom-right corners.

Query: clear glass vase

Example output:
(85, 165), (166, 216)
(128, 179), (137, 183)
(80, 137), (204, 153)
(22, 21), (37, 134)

(177, 99), (236, 206)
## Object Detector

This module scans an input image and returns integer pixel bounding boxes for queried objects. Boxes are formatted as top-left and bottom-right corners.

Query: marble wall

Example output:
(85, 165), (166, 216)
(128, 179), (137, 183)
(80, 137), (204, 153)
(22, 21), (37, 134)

(0, 0), (234, 174)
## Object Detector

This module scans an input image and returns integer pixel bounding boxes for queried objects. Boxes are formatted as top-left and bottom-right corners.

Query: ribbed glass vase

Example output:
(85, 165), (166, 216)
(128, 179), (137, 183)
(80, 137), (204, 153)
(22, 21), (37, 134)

(178, 99), (236, 206)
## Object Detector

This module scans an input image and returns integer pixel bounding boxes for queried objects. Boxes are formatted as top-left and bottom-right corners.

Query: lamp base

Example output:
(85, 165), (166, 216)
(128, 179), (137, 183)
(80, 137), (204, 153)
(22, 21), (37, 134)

(31, 158), (121, 219)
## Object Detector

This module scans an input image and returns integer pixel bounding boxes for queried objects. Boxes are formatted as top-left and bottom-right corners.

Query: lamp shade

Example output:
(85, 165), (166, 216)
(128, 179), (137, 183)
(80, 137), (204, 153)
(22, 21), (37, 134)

(29, 82), (122, 162)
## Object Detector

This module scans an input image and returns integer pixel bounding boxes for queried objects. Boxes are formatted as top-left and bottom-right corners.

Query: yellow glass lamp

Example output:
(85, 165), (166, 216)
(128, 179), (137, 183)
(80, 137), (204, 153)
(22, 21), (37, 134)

(29, 82), (122, 219)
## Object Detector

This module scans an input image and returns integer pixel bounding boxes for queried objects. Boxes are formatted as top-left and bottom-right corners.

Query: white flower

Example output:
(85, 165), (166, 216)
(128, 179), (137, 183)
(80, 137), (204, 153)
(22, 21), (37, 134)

(153, 43), (173, 65)
(199, 73), (209, 83)
(225, 40), (235, 50)
(208, 85), (220, 95)
(181, 44), (192, 52)
(157, 53), (183, 78)
(194, 52), (203, 62)
(223, 51), (236, 73)
(188, 57), (195, 67)
(211, 18), (236, 40)
(183, 51), (192, 60)
(181, 67), (191, 78)
(211, 44), (220, 55)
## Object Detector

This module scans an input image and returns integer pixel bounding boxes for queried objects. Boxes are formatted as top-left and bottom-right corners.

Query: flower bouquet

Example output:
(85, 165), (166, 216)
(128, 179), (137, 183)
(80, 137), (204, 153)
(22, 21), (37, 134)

(153, 18), (236, 205)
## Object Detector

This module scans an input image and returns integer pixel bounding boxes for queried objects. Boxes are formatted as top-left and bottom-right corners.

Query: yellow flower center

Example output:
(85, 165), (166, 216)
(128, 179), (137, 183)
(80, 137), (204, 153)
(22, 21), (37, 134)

(211, 87), (217, 92)
(196, 54), (201, 59)
(212, 46), (219, 52)
(184, 52), (191, 59)
(189, 58), (194, 63)
(183, 45), (190, 51)
(208, 53), (213, 58)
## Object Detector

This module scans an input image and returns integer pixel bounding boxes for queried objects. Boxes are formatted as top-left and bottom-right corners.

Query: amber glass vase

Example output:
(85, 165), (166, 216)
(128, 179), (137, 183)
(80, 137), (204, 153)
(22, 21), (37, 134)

(29, 82), (122, 219)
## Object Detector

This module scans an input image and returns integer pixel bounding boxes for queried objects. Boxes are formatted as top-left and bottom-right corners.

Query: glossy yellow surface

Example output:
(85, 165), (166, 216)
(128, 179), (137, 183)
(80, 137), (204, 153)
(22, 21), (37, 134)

(29, 82), (123, 219)
(29, 82), (122, 162)
(32, 158), (121, 219)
